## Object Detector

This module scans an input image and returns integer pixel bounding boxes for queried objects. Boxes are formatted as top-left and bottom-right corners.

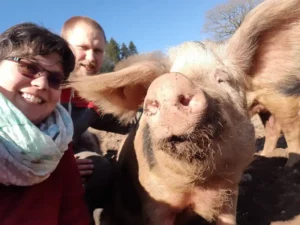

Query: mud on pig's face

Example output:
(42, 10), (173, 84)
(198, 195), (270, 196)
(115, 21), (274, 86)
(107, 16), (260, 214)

(141, 42), (254, 167)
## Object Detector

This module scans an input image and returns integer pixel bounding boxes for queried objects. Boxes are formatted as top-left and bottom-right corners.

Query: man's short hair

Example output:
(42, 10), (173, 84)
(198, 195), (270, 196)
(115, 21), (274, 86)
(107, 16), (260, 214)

(61, 16), (106, 42)
(0, 22), (75, 79)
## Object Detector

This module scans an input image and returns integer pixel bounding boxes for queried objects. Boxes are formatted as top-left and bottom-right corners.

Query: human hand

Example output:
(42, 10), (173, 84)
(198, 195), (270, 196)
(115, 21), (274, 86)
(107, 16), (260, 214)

(75, 158), (94, 183)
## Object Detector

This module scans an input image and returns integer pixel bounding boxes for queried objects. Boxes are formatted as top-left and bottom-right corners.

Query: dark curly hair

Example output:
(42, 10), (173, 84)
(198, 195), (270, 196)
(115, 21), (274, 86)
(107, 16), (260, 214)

(0, 22), (75, 79)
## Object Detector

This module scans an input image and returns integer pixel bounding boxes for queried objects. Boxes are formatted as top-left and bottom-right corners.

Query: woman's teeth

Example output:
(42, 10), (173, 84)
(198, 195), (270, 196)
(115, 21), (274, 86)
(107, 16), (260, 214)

(21, 93), (42, 104)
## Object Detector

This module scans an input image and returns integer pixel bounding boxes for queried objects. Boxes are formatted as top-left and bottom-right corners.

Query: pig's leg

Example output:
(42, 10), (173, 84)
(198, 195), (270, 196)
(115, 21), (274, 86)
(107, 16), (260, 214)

(260, 115), (281, 156)
(256, 95), (299, 166)
(215, 190), (238, 225)
(281, 121), (300, 167)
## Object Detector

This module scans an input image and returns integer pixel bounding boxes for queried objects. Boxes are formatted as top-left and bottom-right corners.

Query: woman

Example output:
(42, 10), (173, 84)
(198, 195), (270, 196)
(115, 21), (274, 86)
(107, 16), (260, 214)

(0, 23), (90, 225)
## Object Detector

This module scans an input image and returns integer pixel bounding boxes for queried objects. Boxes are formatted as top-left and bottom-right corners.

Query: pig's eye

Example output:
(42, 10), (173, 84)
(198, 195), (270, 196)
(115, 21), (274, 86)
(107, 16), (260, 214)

(214, 69), (230, 84)
(217, 78), (225, 83)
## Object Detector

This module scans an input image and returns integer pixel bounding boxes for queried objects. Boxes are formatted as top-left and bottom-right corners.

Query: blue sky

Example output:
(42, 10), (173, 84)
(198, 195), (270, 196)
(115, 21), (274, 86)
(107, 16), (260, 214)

(1, 0), (226, 53)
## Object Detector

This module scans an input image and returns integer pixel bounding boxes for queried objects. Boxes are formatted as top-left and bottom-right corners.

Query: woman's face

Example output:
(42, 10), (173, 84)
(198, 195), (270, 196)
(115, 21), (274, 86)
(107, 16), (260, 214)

(0, 53), (64, 124)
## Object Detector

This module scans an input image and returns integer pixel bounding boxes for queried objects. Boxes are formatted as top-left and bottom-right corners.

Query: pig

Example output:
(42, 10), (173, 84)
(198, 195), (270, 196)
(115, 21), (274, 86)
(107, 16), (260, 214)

(243, 0), (300, 167)
(69, 0), (300, 224)
(70, 45), (254, 224)
(72, 45), (255, 225)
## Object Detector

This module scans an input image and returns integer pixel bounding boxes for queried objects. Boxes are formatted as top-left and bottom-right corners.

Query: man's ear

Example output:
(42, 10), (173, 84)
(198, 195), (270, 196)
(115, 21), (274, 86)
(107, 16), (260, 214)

(226, 0), (300, 81)
(69, 54), (170, 124)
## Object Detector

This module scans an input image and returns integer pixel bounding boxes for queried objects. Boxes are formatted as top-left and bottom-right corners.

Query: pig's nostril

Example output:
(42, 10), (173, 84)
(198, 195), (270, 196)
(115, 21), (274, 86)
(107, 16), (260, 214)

(178, 95), (191, 106)
(144, 100), (160, 116)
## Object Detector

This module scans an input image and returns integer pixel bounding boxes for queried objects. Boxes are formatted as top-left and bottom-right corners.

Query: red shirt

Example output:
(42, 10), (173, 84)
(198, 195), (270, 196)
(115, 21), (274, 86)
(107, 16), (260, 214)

(61, 88), (97, 109)
(0, 146), (90, 225)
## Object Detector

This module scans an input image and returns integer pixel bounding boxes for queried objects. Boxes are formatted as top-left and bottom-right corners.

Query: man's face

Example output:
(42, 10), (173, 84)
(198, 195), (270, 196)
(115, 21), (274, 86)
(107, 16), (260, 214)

(67, 23), (105, 76)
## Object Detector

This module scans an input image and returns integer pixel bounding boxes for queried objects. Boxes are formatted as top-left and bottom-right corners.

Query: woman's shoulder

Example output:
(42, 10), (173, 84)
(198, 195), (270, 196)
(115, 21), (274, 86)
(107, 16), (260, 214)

(0, 155), (66, 224)
(0, 145), (89, 225)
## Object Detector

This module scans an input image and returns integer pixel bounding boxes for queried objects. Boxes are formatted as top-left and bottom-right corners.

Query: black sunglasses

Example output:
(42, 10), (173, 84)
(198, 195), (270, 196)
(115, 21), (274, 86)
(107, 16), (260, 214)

(5, 57), (65, 89)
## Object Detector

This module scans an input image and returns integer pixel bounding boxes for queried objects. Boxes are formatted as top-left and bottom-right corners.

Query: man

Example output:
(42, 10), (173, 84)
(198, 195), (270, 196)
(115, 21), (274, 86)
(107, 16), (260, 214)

(61, 16), (129, 140)
(60, 16), (130, 223)
(61, 16), (105, 77)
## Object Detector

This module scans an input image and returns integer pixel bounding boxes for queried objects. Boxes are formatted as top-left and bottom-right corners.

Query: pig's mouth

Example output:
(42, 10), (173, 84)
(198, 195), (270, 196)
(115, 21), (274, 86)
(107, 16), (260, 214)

(159, 106), (225, 163)
(169, 135), (188, 143)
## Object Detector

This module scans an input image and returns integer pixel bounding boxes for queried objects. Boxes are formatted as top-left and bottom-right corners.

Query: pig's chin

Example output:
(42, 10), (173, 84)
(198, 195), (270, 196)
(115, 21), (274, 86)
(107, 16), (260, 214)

(157, 110), (225, 163)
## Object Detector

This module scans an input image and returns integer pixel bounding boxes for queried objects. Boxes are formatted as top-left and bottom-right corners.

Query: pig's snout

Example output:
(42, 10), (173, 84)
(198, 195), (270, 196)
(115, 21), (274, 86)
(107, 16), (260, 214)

(144, 73), (208, 140)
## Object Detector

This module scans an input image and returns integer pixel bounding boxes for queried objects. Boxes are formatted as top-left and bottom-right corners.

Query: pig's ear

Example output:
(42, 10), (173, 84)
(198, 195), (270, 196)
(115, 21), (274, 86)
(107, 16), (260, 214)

(68, 53), (169, 124)
(226, 0), (300, 78)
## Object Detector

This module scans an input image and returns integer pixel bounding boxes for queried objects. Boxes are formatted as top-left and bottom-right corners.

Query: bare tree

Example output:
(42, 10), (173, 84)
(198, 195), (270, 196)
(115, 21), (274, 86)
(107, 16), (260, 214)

(203, 0), (262, 41)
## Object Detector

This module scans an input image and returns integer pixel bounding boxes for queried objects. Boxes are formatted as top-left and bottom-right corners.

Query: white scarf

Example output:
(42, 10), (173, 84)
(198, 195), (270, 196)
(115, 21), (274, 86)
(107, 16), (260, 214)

(0, 93), (73, 186)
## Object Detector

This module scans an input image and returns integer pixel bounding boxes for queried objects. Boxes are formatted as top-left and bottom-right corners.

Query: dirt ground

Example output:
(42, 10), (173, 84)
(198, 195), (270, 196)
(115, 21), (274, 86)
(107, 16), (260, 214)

(89, 114), (300, 225)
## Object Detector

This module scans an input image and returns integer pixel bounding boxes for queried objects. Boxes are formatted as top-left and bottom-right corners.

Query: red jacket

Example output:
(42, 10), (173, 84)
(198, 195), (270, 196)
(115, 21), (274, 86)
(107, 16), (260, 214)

(0, 145), (90, 225)
(61, 88), (97, 109)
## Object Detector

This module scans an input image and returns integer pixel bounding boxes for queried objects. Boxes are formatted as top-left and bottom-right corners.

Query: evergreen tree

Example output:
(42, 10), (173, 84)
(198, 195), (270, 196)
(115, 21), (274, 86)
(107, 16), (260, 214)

(120, 43), (130, 59)
(105, 38), (121, 64)
(128, 41), (138, 56)
(101, 54), (115, 72)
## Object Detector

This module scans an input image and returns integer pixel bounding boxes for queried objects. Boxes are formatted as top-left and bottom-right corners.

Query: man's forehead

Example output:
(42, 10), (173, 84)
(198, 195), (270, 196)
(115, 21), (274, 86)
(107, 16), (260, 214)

(67, 23), (104, 45)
